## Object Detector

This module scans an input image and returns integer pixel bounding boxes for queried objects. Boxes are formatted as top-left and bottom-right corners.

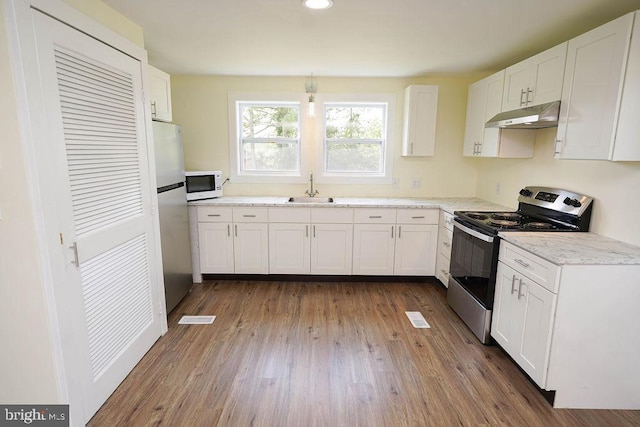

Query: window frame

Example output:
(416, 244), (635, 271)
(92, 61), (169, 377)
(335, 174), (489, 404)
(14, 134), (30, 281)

(228, 92), (309, 184)
(314, 93), (395, 185)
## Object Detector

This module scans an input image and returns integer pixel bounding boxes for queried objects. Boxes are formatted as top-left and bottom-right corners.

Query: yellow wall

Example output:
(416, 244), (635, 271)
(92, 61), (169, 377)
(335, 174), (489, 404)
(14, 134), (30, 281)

(475, 128), (640, 246)
(63, 0), (144, 47)
(0, 0), (144, 404)
(172, 75), (485, 198)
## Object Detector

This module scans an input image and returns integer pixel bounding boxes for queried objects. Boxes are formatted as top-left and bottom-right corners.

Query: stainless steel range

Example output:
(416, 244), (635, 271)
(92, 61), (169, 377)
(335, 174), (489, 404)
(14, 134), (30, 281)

(447, 186), (593, 344)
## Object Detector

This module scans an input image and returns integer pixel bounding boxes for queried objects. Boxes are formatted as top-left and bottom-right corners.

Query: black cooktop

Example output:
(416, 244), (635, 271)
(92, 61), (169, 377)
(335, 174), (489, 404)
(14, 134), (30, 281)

(454, 210), (576, 235)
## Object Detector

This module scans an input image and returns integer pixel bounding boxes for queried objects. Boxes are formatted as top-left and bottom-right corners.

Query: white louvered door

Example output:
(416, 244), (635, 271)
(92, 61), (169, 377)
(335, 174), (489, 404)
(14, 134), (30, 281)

(31, 10), (162, 422)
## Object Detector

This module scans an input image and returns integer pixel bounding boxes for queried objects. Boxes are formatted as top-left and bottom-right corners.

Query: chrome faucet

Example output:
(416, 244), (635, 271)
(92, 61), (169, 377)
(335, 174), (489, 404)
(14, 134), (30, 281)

(304, 171), (319, 197)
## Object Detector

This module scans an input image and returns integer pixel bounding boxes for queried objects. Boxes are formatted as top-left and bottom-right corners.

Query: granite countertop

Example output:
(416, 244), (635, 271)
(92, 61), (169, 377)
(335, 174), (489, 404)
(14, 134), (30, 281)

(189, 196), (510, 214)
(499, 232), (640, 266)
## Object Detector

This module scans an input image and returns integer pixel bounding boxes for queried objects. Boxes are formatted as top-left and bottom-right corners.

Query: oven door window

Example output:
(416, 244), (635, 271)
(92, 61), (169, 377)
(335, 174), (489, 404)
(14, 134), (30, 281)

(449, 225), (497, 308)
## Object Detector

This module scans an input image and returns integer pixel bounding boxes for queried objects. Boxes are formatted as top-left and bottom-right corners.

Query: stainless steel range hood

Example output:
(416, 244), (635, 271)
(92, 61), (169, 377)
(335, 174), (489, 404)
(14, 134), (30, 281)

(485, 101), (560, 129)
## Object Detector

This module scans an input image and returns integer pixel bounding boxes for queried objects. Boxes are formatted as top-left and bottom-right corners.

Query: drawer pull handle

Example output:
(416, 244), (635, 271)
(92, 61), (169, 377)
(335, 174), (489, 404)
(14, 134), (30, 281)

(514, 259), (530, 268)
(306, 225), (309, 238)
(391, 226), (394, 239)
(441, 269), (448, 275)
(510, 275), (518, 295)
(412, 216), (425, 219)
(443, 242), (451, 247)
(243, 214), (256, 218)
(227, 224), (230, 237)
(369, 215), (382, 219)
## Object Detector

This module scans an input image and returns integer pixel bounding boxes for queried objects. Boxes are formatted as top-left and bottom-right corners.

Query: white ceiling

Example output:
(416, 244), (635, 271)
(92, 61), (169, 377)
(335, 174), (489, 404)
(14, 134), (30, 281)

(102, 0), (640, 77)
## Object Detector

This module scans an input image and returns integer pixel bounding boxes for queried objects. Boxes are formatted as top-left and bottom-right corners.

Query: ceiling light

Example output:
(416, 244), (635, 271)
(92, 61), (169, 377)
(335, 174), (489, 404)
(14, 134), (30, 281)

(302, 0), (333, 10)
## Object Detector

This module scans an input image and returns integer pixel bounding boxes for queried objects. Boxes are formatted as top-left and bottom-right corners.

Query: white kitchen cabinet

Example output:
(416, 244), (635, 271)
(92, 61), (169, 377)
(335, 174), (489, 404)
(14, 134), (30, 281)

(232, 208), (269, 274)
(394, 209), (438, 275)
(555, 11), (640, 161)
(401, 85), (438, 156)
(197, 207), (234, 274)
(268, 207), (353, 275)
(463, 70), (504, 157)
(463, 71), (536, 158)
(435, 210), (454, 286)
(502, 42), (567, 111)
(233, 222), (269, 274)
(492, 239), (640, 409)
(198, 222), (234, 274)
(492, 260), (556, 387)
(148, 64), (172, 122)
(352, 223), (396, 275)
(269, 223), (310, 274)
(310, 223), (353, 275)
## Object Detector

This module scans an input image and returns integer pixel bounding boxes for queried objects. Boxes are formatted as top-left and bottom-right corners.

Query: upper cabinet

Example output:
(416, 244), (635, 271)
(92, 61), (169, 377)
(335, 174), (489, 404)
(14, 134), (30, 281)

(148, 65), (172, 122)
(502, 43), (567, 111)
(555, 11), (640, 161)
(463, 70), (535, 158)
(401, 85), (438, 156)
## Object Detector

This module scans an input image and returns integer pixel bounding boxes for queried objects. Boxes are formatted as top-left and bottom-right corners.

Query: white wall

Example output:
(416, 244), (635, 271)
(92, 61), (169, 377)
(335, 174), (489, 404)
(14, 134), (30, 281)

(171, 75), (484, 198)
(0, 1), (60, 403)
(475, 128), (640, 246)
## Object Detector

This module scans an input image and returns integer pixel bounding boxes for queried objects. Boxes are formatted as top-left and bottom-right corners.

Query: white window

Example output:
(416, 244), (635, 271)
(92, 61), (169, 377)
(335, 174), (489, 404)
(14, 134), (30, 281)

(229, 93), (309, 183)
(316, 94), (395, 184)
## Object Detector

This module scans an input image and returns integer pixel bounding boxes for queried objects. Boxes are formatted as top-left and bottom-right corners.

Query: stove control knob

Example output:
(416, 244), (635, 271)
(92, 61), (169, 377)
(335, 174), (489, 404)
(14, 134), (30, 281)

(563, 197), (582, 207)
(519, 188), (533, 197)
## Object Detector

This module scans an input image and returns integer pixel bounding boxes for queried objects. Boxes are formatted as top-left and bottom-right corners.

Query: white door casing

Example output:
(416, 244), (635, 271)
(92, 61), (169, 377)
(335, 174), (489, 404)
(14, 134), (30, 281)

(8, 4), (164, 423)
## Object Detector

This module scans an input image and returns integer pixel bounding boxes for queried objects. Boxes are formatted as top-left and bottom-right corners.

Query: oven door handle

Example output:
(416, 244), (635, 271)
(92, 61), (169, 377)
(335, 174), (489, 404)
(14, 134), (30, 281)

(453, 221), (494, 243)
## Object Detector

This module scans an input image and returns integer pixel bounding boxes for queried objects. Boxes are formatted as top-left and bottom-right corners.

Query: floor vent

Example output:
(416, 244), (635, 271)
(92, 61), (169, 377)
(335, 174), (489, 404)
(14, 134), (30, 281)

(405, 311), (430, 329)
(179, 315), (216, 325)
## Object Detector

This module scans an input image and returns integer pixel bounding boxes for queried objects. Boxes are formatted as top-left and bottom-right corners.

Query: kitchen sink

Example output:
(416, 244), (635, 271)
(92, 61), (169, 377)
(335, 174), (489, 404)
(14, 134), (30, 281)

(287, 196), (334, 204)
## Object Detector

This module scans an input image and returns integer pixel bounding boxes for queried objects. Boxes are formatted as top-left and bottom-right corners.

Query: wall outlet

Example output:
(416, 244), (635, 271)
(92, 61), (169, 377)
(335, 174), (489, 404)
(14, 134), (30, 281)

(392, 177), (399, 189)
(411, 178), (422, 189)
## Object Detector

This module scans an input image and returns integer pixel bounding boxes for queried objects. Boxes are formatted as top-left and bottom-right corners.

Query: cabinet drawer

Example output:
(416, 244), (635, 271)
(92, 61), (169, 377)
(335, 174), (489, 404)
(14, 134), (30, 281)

(396, 208), (439, 224)
(311, 208), (354, 223)
(197, 206), (233, 222)
(233, 207), (268, 222)
(440, 210), (454, 231)
(499, 241), (561, 293)
(354, 208), (396, 223)
(436, 254), (450, 287)
(268, 207), (310, 223)
(437, 226), (453, 258)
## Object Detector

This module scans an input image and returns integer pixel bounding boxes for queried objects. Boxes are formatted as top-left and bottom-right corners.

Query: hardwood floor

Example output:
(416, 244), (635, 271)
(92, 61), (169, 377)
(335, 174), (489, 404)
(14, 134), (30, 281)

(88, 279), (640, 426)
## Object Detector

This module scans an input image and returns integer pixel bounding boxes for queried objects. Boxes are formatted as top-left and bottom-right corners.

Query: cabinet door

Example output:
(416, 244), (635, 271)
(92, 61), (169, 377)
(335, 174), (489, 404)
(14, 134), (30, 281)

(394, 224), (438, 275)
(528, 43), (567, 107)
(517, 277), (556, 388)
(199, 223), (234, 273)
(402, 85), (438, 156)
(502, 59), (530, 111)
(148, 65), (172, 122)
(234, 223), (269, 274)
(478, 71), (505, 156)
(311, 224), (353, 275)
(556, 13), (633, 160)
(269, 223), (310, 274)
(491, 262), (520, 349)
(463, 79), (486, 156)
(352, 224), (395, 275)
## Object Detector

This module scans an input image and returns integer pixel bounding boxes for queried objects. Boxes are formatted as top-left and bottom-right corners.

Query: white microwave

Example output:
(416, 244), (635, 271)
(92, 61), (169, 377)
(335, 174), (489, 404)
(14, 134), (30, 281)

(185, 171), (223, 201)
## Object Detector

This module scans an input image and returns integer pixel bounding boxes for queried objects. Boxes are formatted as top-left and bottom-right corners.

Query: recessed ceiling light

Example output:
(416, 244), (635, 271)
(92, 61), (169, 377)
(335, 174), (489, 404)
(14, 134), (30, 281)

(302, 0), (334, 10)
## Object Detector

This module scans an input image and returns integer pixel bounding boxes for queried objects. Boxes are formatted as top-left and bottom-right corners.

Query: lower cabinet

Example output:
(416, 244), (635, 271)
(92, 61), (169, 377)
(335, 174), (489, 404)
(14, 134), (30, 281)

(435, 210), (454, 286)
(195, 205), (437, 278)
(394, 224), (438, 275)
(233, 222), (269, 274)
(268, 207), (354, 275)
(492, 260), (556, 387)
(352, 223), (396, 275)
(198, 222), (234, 274)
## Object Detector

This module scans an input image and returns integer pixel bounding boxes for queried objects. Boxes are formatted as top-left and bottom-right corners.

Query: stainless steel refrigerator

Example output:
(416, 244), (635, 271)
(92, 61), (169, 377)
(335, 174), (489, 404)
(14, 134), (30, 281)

(152, 121), (192, 313)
